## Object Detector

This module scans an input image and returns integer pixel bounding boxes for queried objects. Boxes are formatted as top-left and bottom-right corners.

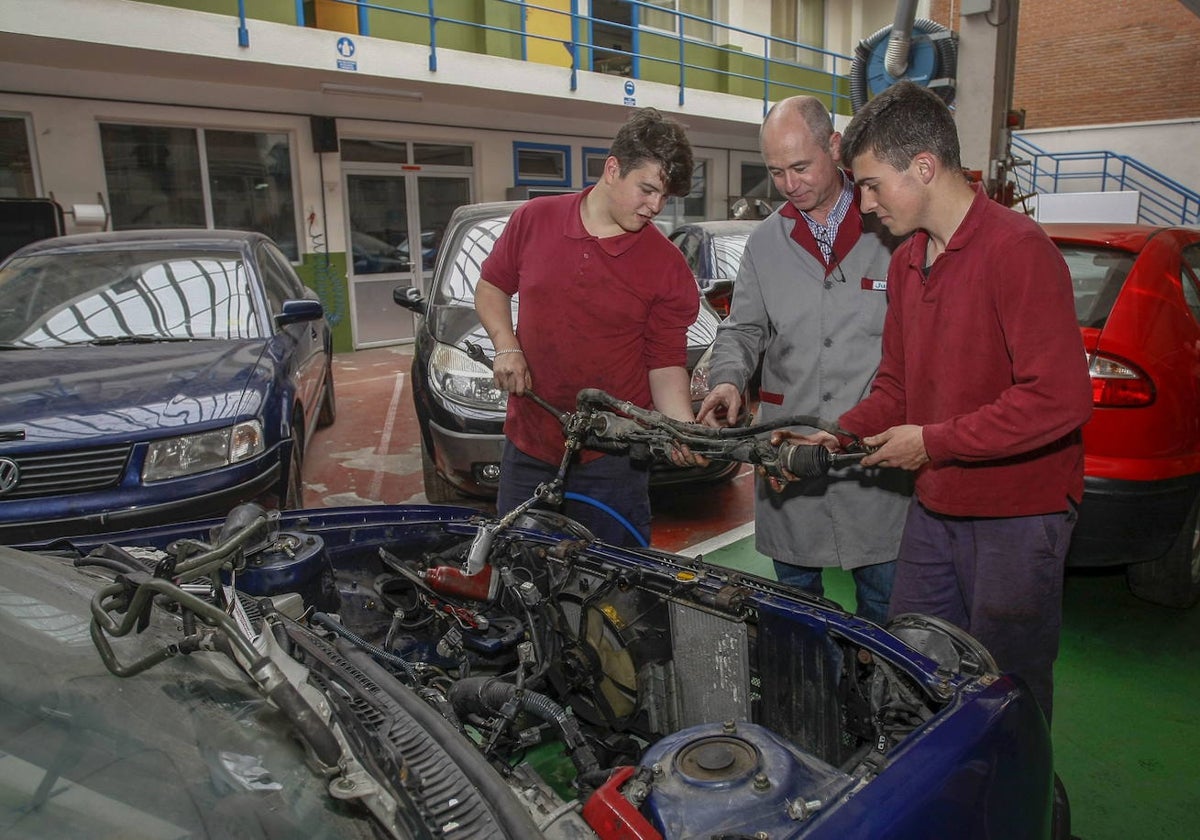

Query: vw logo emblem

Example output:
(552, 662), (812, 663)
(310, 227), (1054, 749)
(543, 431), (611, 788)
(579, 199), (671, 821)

(0, 457), (18, 496)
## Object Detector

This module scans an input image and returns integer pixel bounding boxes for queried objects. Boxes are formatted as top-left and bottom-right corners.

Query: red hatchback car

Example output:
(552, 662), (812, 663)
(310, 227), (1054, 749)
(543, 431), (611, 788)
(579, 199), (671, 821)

(1047, 223), (1200, 608)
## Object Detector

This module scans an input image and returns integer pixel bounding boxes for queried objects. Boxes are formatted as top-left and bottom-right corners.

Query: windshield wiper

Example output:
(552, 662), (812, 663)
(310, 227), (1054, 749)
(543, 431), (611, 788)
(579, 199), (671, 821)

(89, 335), (206, 345)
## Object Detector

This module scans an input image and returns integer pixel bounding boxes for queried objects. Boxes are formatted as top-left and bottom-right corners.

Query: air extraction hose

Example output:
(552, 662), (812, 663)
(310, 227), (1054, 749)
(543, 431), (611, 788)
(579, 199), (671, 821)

(849, 18), (957, 113)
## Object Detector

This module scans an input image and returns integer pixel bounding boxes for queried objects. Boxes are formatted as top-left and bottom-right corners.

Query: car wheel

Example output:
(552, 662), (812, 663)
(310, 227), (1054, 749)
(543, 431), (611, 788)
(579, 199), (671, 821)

(1125, 491), (1200, 609)
(317, 361), (337, 428)
(284, 428), (305, 509)
(420, 436), (465, 504)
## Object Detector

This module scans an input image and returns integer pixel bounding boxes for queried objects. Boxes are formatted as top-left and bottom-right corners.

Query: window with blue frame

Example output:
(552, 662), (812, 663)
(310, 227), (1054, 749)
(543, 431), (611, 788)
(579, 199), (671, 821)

(582, 147), (609, 185)
(513, 142), (571, 187)
(640, 0), (715, 42)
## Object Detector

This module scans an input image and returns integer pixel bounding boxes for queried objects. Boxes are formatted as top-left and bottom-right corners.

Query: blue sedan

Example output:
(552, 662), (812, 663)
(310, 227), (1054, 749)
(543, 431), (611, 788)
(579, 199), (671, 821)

(0, 229), (335, 542)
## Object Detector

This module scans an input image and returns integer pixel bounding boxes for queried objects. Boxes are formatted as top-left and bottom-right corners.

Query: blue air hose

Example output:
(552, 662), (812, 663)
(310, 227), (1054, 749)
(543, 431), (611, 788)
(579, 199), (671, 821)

(562, 491), (649, 547)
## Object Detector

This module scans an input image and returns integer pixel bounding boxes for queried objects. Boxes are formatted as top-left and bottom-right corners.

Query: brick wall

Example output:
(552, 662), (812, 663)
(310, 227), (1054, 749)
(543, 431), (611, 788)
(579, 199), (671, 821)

(927, 0), (1200, 128)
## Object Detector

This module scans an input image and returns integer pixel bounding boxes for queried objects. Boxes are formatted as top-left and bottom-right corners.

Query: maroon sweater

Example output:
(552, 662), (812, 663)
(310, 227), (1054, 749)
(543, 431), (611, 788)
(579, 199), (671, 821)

(840, 186), (1092, 517)
(481, 189), (698, 466)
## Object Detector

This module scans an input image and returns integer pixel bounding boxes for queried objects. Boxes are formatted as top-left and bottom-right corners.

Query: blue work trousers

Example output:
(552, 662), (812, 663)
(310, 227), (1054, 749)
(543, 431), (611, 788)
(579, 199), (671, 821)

(773, 559), (897, 625)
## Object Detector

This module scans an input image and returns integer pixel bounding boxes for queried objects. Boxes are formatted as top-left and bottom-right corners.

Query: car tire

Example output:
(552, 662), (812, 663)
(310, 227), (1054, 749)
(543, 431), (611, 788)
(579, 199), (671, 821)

(317, 362), (336, 428)
(420, 436), (465, 504)
(1125, 491), (1200, 609)
(1052, 773), (1074, 840)
(284, 428), (305, 510)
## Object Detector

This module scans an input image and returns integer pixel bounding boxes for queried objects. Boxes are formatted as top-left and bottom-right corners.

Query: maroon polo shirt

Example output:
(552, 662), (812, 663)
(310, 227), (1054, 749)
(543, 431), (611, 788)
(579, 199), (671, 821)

(840, 185), (1092, 517)
(481, 188), (699, 465)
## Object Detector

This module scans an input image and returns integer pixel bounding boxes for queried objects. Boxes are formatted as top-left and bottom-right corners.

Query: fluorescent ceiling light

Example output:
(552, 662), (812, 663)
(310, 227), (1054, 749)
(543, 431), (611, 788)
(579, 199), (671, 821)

(320, 83), (424, 101)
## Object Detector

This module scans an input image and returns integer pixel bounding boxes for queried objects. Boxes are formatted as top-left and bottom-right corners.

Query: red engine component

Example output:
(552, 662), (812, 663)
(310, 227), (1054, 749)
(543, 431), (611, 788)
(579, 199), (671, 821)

(422, 564), (500, 602)
(581, 766), (662, 840)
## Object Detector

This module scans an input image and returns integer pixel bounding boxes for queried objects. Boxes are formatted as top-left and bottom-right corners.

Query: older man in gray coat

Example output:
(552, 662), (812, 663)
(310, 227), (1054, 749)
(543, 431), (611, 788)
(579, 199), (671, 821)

(698, 96), (911, 623)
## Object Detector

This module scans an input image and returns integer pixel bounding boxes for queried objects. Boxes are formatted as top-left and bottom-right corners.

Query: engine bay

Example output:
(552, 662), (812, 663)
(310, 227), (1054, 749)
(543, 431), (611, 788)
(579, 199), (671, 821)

(88, 504), (971, 838)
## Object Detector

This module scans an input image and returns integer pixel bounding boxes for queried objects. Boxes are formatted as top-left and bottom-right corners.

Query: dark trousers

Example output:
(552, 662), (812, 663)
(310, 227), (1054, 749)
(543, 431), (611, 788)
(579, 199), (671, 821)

(772, 559), (897, 625)
(889, 500), (1077, 725)
(497, 441), (651, 547)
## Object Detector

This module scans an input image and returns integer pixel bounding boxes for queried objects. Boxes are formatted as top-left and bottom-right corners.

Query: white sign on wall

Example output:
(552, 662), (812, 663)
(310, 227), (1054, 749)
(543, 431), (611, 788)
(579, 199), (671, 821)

(1032, 191), (1141, 223)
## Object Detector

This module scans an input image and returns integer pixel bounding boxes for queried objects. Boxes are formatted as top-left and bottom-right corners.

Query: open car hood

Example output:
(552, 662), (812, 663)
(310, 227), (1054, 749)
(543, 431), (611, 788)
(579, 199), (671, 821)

(8, 500), (1058, 840)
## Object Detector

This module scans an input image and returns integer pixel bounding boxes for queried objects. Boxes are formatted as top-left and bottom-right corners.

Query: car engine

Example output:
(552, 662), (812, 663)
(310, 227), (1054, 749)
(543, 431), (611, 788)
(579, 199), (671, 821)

(78, 498), (990, 839)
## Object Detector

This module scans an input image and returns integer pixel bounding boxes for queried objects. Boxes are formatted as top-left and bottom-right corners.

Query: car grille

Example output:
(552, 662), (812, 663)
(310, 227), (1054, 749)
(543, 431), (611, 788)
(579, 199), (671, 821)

(1, 445), (131, 499)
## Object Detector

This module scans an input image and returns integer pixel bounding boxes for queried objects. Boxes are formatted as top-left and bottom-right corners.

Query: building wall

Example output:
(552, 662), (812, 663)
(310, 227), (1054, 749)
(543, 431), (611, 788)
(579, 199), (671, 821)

(1018, 118), (1200, 200)
(927, 0), (1200, 129)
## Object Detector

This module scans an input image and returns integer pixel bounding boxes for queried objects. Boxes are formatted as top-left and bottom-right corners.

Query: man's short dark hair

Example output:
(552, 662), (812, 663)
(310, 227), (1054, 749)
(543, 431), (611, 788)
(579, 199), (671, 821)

(609, 108), (694, 197)
(841, 81), (962, 173)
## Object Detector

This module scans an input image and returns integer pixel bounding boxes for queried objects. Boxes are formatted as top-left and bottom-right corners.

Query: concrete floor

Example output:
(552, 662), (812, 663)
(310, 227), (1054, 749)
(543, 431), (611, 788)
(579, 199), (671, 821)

(303, 345), (757, 555)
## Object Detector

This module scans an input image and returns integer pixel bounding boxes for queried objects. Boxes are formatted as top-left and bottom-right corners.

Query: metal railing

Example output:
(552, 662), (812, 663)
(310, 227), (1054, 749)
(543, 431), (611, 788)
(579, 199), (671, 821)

(236, 0), (856, 116)
(1011, 134), (1200, 226)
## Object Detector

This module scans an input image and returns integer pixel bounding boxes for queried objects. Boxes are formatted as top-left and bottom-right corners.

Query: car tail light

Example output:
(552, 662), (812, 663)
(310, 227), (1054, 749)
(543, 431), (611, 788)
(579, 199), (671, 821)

(708, 290), (732, 318)
(1088, 353), (1155, 407)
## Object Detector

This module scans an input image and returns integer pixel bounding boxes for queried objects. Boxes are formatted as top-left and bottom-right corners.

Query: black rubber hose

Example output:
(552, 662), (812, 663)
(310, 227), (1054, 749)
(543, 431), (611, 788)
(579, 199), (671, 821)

(448, 677), (601, 777)
(266, 680), (343, 766)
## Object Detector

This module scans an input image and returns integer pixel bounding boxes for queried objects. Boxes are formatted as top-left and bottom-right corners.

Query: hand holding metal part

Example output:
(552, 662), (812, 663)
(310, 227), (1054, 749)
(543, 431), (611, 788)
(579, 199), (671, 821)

(569, 388), (870, 482)
(465, 341), (870, 483)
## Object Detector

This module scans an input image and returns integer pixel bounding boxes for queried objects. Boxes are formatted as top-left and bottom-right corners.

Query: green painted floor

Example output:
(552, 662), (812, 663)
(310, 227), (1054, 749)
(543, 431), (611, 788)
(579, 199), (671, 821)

(701, 537), (1200, 840)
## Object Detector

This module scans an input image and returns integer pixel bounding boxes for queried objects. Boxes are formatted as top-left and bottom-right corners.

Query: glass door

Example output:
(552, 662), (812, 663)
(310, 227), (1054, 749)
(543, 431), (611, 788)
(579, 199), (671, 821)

(343, 169), (471, 347)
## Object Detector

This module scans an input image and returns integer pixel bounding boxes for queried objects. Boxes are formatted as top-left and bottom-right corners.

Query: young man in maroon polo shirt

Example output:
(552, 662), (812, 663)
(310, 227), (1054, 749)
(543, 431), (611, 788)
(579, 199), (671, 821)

(792, 81), (1092, 724)
(475, 108), (701, 546)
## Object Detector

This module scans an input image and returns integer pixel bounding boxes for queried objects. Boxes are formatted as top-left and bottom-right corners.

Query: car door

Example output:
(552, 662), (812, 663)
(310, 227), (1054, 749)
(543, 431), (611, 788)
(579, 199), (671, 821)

(257, 242), (325, 427)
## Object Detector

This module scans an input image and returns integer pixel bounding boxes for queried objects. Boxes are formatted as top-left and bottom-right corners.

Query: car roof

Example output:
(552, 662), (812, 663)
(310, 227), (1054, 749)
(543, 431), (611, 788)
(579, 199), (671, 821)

(673, 220), (761, 236)
(448, 200), (524, 224)
(1040, 222), (1189, 251)
(7, 228), (271, 258)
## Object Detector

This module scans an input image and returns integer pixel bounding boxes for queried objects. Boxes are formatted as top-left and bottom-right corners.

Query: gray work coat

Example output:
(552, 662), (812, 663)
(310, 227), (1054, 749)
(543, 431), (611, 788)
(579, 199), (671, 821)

(708, 203), (912, 569)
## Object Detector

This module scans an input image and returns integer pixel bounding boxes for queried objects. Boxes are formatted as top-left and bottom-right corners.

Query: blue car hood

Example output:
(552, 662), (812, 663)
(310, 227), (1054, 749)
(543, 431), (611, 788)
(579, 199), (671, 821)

(0, 341), (270, 445)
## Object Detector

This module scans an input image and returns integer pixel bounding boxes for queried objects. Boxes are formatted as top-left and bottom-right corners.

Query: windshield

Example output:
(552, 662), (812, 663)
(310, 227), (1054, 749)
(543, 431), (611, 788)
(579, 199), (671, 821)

(709, 233), (750, 279)
(0, 248), (264, 348)
(1057, 244), (1136, 329)
(0, 548), (376, 839)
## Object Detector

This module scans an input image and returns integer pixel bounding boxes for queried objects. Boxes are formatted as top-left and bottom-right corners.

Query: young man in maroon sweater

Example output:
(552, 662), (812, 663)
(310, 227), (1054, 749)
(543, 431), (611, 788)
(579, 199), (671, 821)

(790, 81), (1092, 724)
(475, 109), (702, 547)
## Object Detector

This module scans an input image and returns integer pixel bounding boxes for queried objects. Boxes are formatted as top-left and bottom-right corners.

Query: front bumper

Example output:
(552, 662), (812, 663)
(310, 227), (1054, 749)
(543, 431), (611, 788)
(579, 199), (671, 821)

(1067, 473), (1200, 566)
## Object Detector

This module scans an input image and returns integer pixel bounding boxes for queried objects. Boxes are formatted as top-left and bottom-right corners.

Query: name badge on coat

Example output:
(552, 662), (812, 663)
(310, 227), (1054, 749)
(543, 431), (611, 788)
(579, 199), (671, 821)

(861, 277), (887, 291)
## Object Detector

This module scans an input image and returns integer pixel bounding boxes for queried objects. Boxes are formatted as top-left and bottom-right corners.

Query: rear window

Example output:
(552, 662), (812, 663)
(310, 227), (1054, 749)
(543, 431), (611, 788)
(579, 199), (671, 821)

(1056, 244), (1136, 328)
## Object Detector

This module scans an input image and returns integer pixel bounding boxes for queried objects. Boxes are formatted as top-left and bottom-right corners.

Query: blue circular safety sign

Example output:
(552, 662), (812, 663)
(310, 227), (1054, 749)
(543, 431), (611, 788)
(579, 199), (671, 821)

(624, 80), (635, 96)
(337, 37), (356, 58)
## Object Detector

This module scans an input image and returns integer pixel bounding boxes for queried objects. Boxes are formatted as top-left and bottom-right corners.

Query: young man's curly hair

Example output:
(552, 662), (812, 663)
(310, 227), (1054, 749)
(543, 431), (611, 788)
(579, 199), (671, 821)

(608, 108), (694, 198)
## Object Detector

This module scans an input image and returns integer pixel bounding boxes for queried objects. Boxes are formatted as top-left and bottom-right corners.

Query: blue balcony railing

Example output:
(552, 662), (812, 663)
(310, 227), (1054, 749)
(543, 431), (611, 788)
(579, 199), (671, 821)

(1012, 134), (1200, 226)
(235, 0), (856, 116)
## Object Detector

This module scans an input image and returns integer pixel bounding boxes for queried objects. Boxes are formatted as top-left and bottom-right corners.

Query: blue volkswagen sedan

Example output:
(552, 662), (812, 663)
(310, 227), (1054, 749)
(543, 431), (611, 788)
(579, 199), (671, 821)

(0, 229), (335, 542)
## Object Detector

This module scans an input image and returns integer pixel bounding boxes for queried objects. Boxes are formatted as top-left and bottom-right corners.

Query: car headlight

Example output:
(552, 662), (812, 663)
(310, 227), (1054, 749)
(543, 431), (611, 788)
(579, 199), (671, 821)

(429, 342), (509, 411)
(143, 420), (266, 482)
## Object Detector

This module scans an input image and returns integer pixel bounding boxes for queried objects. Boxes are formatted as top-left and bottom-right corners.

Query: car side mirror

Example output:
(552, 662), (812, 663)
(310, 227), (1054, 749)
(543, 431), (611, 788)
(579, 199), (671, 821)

(393, 285), (427, 317)
(274, 298), (324, 327)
